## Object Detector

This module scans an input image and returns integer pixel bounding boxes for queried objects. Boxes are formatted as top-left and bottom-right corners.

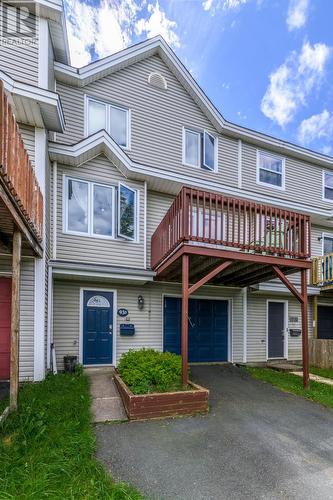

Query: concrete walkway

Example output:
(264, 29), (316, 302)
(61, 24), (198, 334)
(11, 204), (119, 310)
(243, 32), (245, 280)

(292, 371), (333, 386)
(85, 368), (127, 423)
(96, 365), (333, 500)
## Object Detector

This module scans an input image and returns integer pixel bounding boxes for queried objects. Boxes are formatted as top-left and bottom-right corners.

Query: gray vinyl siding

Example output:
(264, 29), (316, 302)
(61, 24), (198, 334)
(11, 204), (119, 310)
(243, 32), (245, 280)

(146, 190), (174, 268)
(246, 292), (313, 362)
(0, 255), (35, 380)
(241, 142), (331, 211)
(0, 6), (38, 85)
(18, 124), (35, 166)
(20, 259), (35, 380)
(55, 156), (145, 268)
(56, 55), (239, 189)
(52, 279), (244, 370)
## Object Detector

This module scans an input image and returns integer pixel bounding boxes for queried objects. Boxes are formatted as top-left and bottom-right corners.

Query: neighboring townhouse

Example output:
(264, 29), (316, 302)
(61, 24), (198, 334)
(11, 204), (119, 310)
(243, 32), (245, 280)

(1, 0), (333, 386)
(0, 0), (67, 383)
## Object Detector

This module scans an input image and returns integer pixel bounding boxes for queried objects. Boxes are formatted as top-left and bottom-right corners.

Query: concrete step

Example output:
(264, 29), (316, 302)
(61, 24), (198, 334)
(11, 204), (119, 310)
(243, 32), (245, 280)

(91, 397), (127, 423)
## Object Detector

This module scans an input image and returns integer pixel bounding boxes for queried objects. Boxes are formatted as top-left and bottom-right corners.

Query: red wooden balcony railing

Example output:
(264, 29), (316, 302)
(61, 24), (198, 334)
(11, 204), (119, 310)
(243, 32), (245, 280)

(0, 81), (43, 241)
(151, 187), (311, 269)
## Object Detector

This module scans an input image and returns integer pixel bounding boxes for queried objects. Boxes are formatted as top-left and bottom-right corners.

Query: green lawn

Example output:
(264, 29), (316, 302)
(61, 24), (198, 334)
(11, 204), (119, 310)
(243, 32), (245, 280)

(246, 367), (333, 409)
(310, 366), (333, 380)
(0, 372), (142, 499)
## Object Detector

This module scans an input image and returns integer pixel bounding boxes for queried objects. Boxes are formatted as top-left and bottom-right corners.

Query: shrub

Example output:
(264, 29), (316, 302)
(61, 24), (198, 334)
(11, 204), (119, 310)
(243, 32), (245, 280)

(117, 348), (187, 394)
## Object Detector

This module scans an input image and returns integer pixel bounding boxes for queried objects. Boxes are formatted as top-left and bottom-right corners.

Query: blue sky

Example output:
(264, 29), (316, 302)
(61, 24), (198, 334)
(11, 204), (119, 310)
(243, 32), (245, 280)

(64, 0), (333, 155)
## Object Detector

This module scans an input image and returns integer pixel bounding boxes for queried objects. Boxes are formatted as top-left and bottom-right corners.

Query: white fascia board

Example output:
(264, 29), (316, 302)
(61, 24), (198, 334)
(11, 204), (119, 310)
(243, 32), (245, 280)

(1, 70), (65, 131)
(48, 131), (333, 221)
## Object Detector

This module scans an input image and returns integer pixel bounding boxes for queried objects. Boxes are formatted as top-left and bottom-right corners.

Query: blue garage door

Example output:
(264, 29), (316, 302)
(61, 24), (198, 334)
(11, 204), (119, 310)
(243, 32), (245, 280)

(163, 297), (229, 362)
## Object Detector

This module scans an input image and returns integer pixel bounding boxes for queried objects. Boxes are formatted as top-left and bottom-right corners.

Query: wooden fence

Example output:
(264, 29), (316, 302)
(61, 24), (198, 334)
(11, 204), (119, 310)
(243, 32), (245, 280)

(310, 339), (333, 369)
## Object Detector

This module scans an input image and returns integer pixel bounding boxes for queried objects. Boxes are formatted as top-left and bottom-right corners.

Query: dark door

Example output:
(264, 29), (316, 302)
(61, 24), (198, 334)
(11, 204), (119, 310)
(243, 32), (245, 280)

(83, 291), (113, 365)
(268, 302), (285, 358)
(163, 297), (228, 362)
(0, 277), (11, 380)
(317, 306), (333, 339)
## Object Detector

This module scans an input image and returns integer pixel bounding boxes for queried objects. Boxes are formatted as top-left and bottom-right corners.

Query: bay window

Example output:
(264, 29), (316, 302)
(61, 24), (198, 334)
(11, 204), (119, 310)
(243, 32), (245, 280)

(65, 177), (137, 241)
(86, 96), (130, 148)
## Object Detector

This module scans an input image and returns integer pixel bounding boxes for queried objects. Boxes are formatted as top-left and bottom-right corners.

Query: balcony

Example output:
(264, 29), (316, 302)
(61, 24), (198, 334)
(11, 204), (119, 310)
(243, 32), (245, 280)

(312, 254), (333, 290)
(0, 81), (43, 254)
(152, 187), (312, 388)
(151, 187), (311, 287)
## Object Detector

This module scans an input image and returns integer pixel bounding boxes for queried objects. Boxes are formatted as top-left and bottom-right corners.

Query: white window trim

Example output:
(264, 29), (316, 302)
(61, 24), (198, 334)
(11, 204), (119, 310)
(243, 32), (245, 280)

(117, 181), (138, 241)
(182, 127), (218, 171)
(64, 175), (116, 240)
(321, 232), (333, 255)
(84, 95), (131, 150)
(322, 170), (333, 203)
(256, 150), (285, 191)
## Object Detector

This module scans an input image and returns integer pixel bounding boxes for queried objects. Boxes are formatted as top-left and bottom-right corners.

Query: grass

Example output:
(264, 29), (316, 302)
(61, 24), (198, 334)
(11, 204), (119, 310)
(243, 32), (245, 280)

(309, 366), (333, 380)
(0, 372), (142, 499)
(246, 367), (333, 409)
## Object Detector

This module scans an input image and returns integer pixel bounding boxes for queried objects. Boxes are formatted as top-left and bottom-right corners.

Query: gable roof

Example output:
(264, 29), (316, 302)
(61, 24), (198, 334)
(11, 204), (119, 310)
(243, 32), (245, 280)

(54, 36), (333, 169)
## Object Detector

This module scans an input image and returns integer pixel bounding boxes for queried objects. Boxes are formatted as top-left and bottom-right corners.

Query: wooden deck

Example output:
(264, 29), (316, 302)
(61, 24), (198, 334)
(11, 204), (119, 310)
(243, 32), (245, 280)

(0, 81), (43, 255)
(151, 187), (311, 287)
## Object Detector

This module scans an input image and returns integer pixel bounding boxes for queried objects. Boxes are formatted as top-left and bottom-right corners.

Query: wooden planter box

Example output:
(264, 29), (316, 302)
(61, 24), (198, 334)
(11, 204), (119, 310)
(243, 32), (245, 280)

(114, 372), (209, 420)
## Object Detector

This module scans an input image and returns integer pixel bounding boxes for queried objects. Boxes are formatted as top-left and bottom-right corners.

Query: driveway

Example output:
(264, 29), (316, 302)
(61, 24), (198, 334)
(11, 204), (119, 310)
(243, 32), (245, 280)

(96, 365), (333, 500)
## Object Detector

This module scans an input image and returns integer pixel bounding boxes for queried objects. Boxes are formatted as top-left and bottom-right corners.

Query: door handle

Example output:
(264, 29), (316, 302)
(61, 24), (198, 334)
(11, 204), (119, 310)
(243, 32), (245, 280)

(188, 316), (195, 328)
(109, 325), (113, 334)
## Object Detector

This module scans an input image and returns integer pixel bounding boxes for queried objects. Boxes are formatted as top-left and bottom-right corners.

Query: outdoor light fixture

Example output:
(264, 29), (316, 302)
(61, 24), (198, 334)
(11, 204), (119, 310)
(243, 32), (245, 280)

(138, 295), (144, 310)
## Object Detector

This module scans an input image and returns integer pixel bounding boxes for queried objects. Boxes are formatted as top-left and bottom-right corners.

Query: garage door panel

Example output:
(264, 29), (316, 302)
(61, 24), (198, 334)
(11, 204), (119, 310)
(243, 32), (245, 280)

(164, 297), (228, 362)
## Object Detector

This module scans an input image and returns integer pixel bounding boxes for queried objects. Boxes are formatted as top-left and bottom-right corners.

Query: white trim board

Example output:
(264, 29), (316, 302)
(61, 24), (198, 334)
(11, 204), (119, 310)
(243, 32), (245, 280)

(79, 287), (117, 366)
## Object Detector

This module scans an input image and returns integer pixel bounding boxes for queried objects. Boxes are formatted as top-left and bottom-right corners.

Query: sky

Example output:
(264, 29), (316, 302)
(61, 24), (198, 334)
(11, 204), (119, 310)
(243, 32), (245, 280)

(64, 0), (333, 156)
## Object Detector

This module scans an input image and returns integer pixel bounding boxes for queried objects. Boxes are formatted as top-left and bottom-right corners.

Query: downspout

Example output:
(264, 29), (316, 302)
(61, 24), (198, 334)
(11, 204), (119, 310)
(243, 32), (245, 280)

(242, 287), (247, 363)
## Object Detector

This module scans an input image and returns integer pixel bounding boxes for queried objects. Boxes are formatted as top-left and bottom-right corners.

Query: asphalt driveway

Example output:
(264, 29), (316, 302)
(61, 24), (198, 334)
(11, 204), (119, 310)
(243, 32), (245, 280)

(96, 365), (333, 500)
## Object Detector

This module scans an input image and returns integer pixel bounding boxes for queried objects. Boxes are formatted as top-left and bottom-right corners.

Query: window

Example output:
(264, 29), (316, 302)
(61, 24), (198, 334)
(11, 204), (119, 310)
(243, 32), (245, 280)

(323, 235), (333, 255)
(183, 128), (217, 171)
(86, 97), (130, 148)
(323, 171), (333, 201)
(118, 183), (137, 240)
(65, 177), (138, 241)
(257, 151), (285, 189)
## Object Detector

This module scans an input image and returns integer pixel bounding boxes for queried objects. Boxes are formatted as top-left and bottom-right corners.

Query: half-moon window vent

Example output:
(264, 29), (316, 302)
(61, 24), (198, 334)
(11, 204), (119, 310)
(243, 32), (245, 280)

(148, 72), (167, 90)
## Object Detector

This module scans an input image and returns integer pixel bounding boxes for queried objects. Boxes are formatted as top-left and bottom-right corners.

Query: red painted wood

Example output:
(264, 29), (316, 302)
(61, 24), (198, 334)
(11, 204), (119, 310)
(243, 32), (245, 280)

(0, 277), (11, 380)
(151, 187), (311, 270)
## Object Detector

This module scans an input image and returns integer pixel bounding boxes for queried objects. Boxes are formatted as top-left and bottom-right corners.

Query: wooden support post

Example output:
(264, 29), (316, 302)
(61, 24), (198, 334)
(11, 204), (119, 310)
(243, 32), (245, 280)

(181, 254), (189, 386)
(301, 269), (309, 390)
(10, 230), (21, 411)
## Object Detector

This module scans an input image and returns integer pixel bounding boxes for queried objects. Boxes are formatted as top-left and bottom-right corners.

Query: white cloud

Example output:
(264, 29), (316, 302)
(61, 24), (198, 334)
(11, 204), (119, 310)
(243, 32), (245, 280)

(202, 0), (248, 13)
(65, 0), (179, 67)
(298, 110), (333, 144)
(287, 0), (309, 31)
(261, 42), (331, 127)
(135, 1), (180, 48)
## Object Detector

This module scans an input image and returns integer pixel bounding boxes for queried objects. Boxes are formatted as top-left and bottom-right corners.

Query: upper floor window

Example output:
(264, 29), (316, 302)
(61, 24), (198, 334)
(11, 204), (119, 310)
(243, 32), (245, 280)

(64, 177), (137, 241)
(323, 234), (333, 255)
(183, 128), (217, 171)
(323, 171), (333, 201)
(257, 151), (285, 190)
(86, 96), (130, 149)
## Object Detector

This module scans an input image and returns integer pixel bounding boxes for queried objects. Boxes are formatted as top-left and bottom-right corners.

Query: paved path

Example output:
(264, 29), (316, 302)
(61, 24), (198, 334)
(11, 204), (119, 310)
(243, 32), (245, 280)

(96, 365), (333, 500)
(86, 368), (127, 423)
(292, 371), (333, 386)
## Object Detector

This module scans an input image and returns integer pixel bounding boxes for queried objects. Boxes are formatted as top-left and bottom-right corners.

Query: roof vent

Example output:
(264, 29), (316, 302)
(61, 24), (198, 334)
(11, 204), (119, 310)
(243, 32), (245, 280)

(148, 72), (167, 90)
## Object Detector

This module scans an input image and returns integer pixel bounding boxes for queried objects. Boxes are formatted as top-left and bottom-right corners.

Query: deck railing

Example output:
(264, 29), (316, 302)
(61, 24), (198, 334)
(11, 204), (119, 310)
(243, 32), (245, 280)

(151, 187), (311, 269)
(312, 253), (333, 287)
(0, 81), (43, 241)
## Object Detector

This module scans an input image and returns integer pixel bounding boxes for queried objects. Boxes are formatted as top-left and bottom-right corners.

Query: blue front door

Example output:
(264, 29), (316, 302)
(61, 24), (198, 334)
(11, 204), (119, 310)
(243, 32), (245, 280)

(83, 291), (113, 365)
(163, 297), (229, 362)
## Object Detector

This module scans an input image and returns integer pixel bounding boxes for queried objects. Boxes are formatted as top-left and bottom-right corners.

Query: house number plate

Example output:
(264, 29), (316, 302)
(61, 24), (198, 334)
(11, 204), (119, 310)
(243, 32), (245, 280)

(117, 308), (129, 317)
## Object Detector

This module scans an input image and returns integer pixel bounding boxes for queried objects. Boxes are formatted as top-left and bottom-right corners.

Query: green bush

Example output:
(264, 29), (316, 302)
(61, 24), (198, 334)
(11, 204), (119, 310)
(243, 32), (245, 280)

(117, 348), (187, 394)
